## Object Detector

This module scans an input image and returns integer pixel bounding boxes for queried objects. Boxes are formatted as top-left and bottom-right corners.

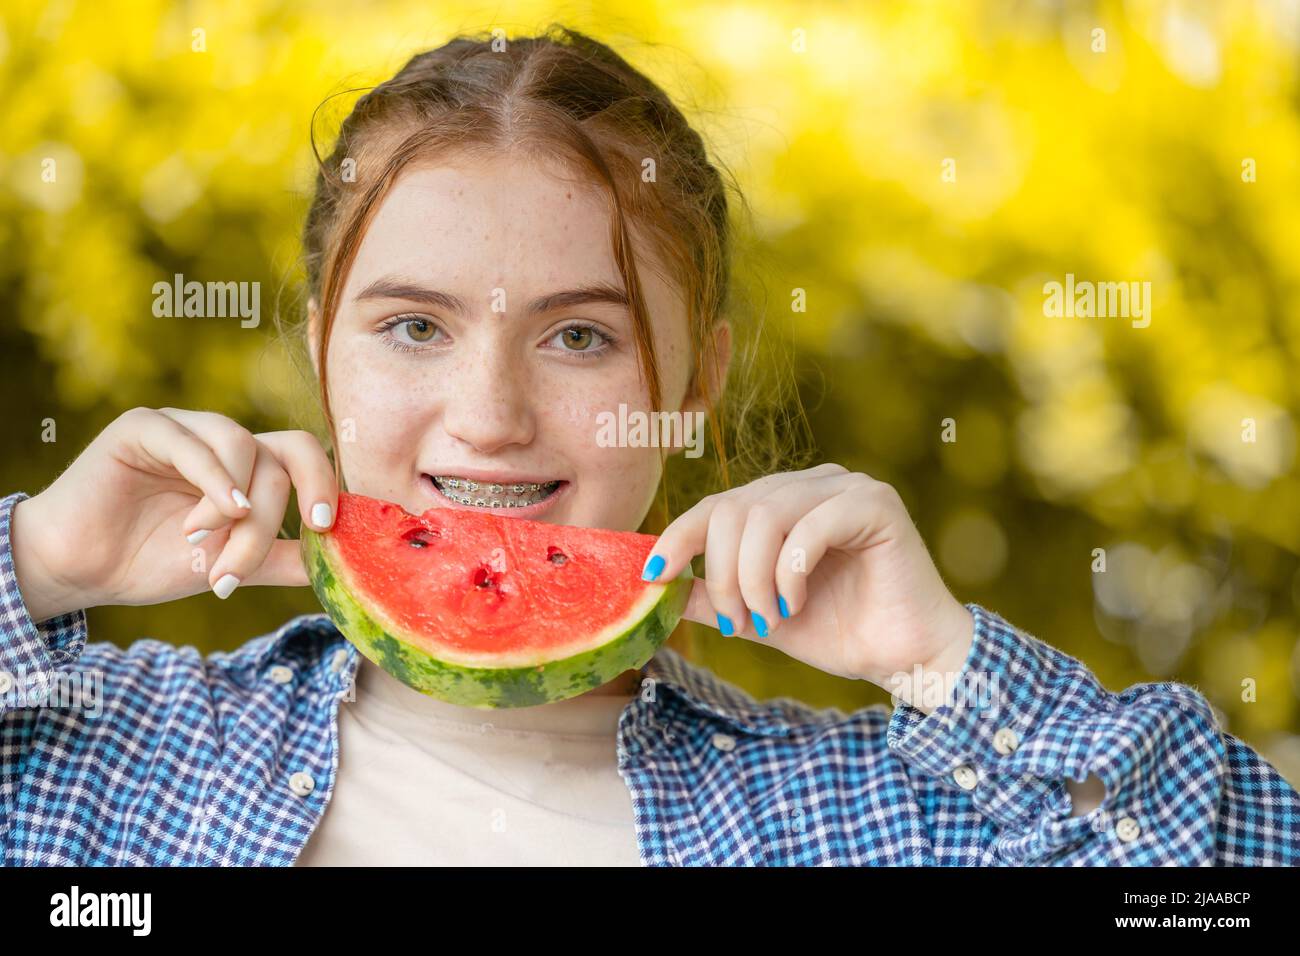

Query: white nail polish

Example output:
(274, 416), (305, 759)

(213, 574), (240, 599)
(186, 529), (210, 545)
(311, 502), (333, 529)
(231, 488), (251, 510)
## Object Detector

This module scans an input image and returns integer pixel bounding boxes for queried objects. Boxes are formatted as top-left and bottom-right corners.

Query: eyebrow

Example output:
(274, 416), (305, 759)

(354, 276), (630, 317)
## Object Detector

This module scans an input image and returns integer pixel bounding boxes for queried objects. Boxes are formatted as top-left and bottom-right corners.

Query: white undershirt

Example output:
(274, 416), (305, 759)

(294, 655), (643, 866)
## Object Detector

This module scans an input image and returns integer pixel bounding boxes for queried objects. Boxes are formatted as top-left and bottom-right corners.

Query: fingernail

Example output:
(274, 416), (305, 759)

(751, 611), (769, 638)
(231, 488), (251, 510)
(716, 613), (734, 636)
(311, 502), (333, 529)
(641, 553), (665, 582)
(778, 594), (790, 618)
(212, 574), (240, 599)
(186, 529), (210, 545)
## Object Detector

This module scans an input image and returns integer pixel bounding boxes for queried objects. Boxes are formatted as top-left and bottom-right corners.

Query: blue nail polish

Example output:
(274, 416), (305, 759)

(716, 613), (735, 636)
(751, 611), (769, 638)
(641, 554), (665, 582)
(778, 594), (790, 619)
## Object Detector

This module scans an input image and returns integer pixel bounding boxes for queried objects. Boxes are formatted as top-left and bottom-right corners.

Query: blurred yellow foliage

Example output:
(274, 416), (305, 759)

(2, 0), (1299, 782)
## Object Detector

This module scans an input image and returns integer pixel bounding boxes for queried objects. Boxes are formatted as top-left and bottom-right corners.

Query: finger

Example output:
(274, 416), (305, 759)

(702, 497), (750, 637)
(184, 529), (307, 590)
(682, 577), (717, 627)
(733, 501), (785, 638)
(774, 476), (898, 615)
(182, 524), (230, 586)
(180, 496), (232, 542)
(254, 430), (338, 532)
(737, 472), (864, 634)
(241, 539), (311, 588)
(129, 409), (253, 524)
(156, 407), (258, 519)
(640, 463), (845, 584)
(181, 429), (337, 538)
(206, 448), (292, 598)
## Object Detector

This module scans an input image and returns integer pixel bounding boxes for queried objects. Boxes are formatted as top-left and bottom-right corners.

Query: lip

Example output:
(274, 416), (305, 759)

(419, 473), (569, 518)
(423, 468), (566, 486)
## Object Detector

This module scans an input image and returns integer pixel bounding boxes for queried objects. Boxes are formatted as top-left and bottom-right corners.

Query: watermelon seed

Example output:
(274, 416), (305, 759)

(547, 546), (568, 565)
(473, 566), (498, 589)
(402, 527), (440, 549)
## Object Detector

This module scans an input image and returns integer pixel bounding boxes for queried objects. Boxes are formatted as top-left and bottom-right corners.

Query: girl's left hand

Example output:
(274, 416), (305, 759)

(643, 463), (976, 701)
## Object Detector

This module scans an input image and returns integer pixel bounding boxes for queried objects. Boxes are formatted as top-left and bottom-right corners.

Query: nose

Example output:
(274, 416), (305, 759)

(440, 342), (536, 454)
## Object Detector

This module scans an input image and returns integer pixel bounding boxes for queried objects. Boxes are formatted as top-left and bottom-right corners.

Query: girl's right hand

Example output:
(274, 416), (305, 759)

(10, 407), (338, 623)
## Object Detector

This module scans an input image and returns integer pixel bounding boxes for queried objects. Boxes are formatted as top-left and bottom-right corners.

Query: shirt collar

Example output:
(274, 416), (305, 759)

(642, 646), (794, 737)
(209, 613), (358, 691)
(233, 616), (791, 737)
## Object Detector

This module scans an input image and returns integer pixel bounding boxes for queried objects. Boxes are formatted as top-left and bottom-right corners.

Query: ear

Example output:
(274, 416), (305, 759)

(682, 320), (731, 417)
(672, 321), (729, 460)
(307, 297), (321, 378)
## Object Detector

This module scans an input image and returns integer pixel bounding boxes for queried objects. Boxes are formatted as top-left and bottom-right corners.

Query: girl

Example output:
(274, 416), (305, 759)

(3, 27), (1297, 866)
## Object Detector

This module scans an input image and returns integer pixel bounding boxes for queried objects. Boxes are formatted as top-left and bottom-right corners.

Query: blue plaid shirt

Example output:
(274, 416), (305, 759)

(1, 490), (1297, 865)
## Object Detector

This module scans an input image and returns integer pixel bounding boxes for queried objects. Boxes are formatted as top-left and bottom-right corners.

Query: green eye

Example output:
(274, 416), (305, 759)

(405, 318), (437, 342)
(548, 324), (614, 360)
(561, 327), (595, 350)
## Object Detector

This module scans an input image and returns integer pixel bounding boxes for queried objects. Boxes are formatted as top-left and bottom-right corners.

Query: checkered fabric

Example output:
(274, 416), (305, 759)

(1, 491), (1295, 865)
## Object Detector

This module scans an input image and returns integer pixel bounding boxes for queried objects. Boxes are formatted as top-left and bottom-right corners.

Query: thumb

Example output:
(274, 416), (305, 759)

(681, 577), (719, 629)
(242, 538), (311, 588)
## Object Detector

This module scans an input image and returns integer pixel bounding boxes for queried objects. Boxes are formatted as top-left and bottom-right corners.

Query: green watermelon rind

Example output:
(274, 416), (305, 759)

(301, 523), (693, 709)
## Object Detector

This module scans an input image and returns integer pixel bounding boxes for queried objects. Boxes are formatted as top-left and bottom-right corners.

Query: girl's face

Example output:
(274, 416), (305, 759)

(312, 152), (723, 531)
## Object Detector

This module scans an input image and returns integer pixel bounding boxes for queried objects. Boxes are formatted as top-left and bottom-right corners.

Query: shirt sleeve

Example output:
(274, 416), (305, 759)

(885, 603), (1300, 865)
(0, 491), (89, 713)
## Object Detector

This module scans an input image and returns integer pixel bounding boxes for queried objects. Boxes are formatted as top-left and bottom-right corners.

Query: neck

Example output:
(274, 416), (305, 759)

(585, 667), (643, 698)
(357, 654), (643, 708)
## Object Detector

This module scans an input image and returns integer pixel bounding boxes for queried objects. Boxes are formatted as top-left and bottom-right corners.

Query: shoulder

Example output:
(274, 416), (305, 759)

(36, 613), (348, 708)
(643, 646), (892, 742)
(1214, 730), (1300, 865)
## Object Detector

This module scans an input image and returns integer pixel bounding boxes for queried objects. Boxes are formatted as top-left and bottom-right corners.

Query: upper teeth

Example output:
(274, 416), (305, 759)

(439, 478), (554, 493)
(432, 476), (559, 508)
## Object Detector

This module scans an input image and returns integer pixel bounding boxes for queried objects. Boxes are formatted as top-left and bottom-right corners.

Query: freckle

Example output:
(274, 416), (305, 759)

(565, 192), (571, 199)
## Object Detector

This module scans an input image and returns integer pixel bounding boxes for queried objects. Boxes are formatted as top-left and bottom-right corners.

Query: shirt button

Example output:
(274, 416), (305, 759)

(0, 671), (12, 694)
(268, 665), (294, 684)
(288, 771), (316, 797)
(711, 732), (736, 752)
(1115, 816), (1141, 842)
(330, 649), (349, 673)
(953, 764), (978, 790)
(992, 727), (1020, 754)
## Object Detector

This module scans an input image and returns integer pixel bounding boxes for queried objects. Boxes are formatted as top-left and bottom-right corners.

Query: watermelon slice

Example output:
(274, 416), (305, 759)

(301, 492), (693, 708)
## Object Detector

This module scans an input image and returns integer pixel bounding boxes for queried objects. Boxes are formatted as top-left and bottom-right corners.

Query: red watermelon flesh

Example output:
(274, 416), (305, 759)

(302, 492), (694, 706)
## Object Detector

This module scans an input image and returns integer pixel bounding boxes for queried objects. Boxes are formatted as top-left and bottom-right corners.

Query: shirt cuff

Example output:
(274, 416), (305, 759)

(885, 603), (1131, 858)
(0, 491), (88, 708)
